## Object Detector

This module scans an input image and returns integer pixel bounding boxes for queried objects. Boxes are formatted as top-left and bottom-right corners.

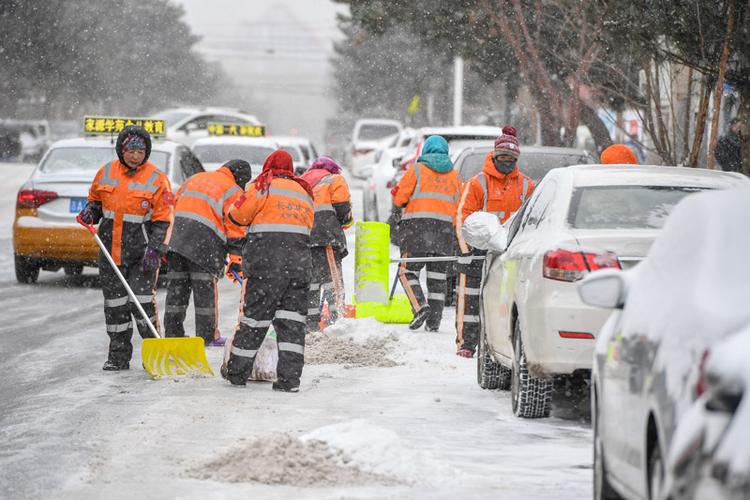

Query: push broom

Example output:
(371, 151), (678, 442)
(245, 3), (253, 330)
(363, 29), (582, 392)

(81, 222), (213, 378)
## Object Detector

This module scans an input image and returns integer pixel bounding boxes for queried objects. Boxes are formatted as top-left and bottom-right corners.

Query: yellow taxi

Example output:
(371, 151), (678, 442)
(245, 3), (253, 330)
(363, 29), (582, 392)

(13, 131), (203, 283)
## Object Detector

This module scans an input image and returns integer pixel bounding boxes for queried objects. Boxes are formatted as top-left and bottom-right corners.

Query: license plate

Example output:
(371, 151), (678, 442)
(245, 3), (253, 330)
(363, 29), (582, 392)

(69, 198), (87, 213)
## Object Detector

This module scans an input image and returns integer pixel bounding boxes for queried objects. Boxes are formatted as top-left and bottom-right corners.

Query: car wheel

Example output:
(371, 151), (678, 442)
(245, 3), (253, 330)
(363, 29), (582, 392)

(648, 439), (664, 500)
(64, 264), (84, 276)
(477, 329), (510, 390)
(15, 255), (40, 284)
(594, 392), (623, 499)
(511, 320), (552, 418)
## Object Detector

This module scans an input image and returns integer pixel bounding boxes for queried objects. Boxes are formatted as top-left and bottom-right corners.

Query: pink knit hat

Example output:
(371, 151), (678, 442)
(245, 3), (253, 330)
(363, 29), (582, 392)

(494, 126), (520, 159)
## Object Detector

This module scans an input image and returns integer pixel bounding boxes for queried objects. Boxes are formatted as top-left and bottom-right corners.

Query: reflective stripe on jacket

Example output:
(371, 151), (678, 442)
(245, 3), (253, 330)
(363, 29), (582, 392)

(456, 153), (534, 253)
(88, 160), (173, 265)
(309, 173), (351, 250)
(392, 162), (461, 255)
(228, 177), (314, 273)
(166, 167), (245, 276)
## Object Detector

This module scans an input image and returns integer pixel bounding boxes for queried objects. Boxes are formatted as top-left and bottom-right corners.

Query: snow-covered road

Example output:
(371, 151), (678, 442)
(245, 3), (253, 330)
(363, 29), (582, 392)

(0, 164), (592, 499)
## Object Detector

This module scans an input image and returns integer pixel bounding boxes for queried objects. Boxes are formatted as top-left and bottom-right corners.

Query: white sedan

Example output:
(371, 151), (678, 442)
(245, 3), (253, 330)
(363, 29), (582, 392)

(191, 136), (278, 178)
(152, 107), (262, 147)
(472, 165), (748, 419)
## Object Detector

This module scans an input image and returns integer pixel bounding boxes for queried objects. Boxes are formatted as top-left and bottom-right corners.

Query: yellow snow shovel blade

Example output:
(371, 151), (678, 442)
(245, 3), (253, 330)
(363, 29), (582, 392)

(142, 337), (214, 378)
(81, 221), (214, 379)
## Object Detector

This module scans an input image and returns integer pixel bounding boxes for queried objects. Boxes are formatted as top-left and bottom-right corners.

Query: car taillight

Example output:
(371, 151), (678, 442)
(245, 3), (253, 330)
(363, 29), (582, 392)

(353, 148), (373, 156)
(543, 249), (620, 282)
(695, 349), (710, 397)
(16, 189), (58, 209)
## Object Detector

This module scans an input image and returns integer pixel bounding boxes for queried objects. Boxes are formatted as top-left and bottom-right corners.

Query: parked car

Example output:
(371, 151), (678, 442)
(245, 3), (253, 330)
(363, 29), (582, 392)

(270, 135), (318, 168)
(270, 136), (316, 175)
(466, 165), (749, 420)
(578, 187), (750, 500)
(362, 128), (417, 221)
(455, 145), (593, 183)
(152, 107), (262, 147)
(13, 137), (204, 283)
(665, 324), (750, 500)
(346, 118), (403, 179)
(192, 136), (278, 176)
(0, 123), (22, 160)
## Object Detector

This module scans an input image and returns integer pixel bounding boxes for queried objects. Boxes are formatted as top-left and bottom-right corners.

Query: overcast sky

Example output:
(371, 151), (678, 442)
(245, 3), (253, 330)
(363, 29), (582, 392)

(175, 0), (347, 148)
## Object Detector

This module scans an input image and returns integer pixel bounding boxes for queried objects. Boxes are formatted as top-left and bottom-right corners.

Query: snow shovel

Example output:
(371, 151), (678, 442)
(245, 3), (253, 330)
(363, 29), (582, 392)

(81, 222), (213, 378)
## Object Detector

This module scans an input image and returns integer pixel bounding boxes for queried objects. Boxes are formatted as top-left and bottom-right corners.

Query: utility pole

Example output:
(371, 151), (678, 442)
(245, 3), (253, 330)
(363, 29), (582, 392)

(453, 56), (464, 126)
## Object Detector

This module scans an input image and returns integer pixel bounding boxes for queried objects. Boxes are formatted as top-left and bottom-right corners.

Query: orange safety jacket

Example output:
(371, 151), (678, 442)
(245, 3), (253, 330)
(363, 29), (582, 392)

(309, 173), (351, 251)
(88, 159), (173, 265)
(166, 166), (245, 276)
(228, 176), (314, 273)
(392, 162), (461, 255)
(456, 153), (534, 254)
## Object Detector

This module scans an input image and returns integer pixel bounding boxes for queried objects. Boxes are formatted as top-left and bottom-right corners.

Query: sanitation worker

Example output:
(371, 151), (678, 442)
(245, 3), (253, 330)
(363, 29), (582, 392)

(163, 159), (252, 346)
(299, 156), (352, 331)
(76, 125), (173, 371)
(223, 149), (314, 392)
(392, 135), (461, 331)
(455, 126), (534, 358)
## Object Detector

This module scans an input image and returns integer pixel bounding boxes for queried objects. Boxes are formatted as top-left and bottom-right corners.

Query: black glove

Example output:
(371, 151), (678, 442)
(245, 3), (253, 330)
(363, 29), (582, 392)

(77, 202), (101, 225)
(140, 247), (161, 272)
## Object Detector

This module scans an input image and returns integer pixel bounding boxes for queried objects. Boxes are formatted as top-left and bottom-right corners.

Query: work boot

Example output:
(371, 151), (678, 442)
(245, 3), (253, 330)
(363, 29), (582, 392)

(102, 360), (129, 371)
(409, 305), (431, 330)
(272, 381), (300, 393)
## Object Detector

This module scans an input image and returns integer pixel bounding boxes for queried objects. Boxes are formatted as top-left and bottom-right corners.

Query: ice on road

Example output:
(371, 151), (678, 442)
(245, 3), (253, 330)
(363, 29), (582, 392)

(0, 168), (592, 499)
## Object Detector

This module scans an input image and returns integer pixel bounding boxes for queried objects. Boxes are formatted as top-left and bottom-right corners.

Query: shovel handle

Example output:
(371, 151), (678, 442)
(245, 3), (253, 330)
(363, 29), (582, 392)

(80, 219), (161, 339)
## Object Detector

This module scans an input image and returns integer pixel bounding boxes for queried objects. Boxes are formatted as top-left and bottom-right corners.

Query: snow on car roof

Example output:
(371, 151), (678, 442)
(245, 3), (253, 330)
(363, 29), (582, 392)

(268, 135), (312, 146)
(457, 144), (589, 156)
(47, 137), (183, 153)
(621, 187), (750, 399)
(565, 164), (749, 189)
(191, 136), (279, 148)
(418, 125), (501, 137)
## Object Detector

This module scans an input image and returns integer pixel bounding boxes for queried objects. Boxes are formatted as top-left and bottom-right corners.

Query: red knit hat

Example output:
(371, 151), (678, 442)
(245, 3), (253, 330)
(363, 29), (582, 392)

(494, 126), (520, 159)
(600, 144), (637, 165)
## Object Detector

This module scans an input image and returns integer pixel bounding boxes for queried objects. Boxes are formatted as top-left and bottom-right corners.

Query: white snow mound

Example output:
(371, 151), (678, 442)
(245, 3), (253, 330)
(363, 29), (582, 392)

(302, 419), (456, 484)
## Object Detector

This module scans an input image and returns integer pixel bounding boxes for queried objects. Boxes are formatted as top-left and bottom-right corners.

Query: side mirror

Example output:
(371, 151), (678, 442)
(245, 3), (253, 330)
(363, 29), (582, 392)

(577, 269), (627, 309)
(462, 212), (508, 252)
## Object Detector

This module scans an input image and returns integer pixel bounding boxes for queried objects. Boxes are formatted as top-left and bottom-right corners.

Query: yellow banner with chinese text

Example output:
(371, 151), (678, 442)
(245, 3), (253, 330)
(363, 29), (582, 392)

(83, 116), (166, 137)
(207, 122), (266, 137)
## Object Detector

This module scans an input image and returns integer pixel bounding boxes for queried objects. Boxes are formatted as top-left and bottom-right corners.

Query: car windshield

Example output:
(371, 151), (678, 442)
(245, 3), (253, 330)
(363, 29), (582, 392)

(280, 146), (302, 162)
(193, 144), (274, 165)
(358, 124), (400, 141)
(152, 110), (191, 127)
(457, 151), (590, 182)
(39, 147), (169, 173)
(568, 185), (708, 230)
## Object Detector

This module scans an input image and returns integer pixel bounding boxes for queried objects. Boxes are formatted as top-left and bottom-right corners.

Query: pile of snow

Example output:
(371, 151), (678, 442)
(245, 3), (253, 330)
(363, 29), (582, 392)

(303, 419), (456, 484)
(189, 433), (391, 486)
(306, 318), (399, 367)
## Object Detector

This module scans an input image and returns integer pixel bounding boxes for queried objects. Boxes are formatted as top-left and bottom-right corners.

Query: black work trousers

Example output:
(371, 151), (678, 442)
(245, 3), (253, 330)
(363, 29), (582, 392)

(98, 254), (160, 366)
(398, 251), (448, 330)
(455, 250), (486, 353)
(163, 252), (219, 344)
(226, 272), (309, 389)
(307, 246), (345, 331)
